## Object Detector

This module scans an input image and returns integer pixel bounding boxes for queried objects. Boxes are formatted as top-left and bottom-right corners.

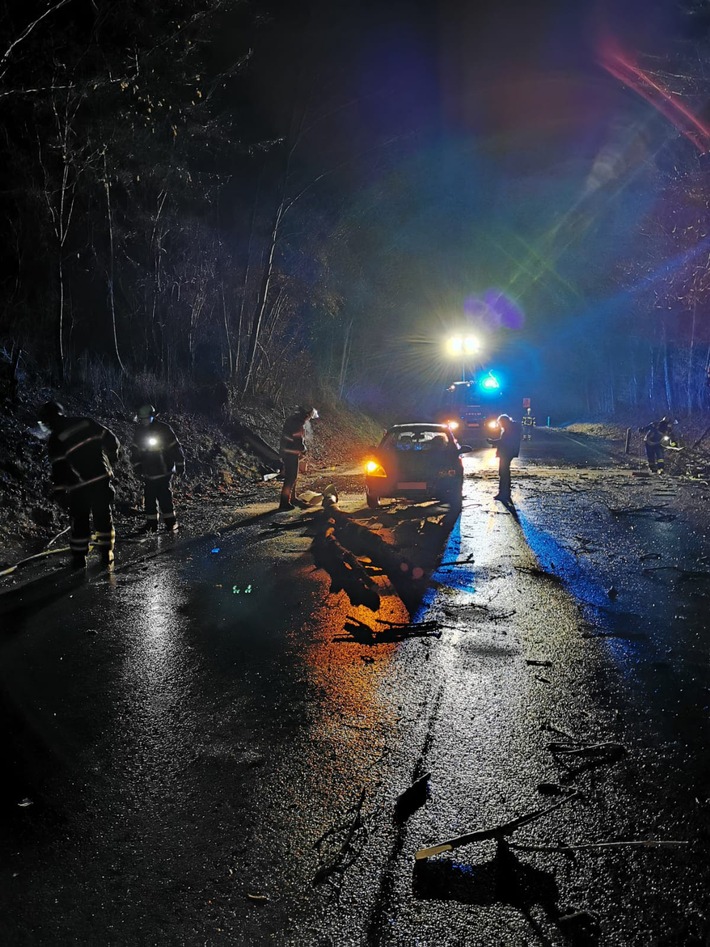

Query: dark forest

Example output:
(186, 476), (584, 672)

(1, 0), (710, 420)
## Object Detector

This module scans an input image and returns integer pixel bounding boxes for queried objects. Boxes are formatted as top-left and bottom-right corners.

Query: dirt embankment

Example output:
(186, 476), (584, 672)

(0, 392), (383, 570)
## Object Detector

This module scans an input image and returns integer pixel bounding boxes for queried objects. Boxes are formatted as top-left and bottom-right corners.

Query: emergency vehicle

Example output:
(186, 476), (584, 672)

(439, 372), (504, 441)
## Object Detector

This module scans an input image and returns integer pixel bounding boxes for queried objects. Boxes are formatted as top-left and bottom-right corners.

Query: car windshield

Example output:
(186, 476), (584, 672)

(386, 429), (451, 451)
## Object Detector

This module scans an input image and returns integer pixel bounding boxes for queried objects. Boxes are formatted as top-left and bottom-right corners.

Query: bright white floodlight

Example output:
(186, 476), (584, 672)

(464, 336), (479, 354)
(446, 334), (479, 357)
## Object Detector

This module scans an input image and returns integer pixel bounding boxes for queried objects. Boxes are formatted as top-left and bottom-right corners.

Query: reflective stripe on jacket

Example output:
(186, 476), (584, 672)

(48, 417), (120, 495)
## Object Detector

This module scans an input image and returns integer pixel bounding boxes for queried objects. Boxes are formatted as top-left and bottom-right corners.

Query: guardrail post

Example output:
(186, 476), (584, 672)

(624, 427), (632, 453)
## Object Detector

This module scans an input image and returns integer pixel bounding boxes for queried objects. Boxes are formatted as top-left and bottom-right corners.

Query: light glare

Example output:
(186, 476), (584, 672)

(446, 334), (480, 357)
(464, 336), (479, 354)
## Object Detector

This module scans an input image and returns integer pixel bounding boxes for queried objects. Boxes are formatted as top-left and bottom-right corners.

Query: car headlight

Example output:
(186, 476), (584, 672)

(446, 420), (459, 430)
(486, 420), (499, 430)
(365, 460), (387, 477)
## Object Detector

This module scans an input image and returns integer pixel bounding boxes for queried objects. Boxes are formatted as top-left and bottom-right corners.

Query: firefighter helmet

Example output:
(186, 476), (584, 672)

(38, 401), (65, 425)
(136, 404), (157, 420)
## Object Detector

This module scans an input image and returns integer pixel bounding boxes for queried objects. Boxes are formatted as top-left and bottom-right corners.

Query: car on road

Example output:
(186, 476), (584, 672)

(364, 422), (471, 510)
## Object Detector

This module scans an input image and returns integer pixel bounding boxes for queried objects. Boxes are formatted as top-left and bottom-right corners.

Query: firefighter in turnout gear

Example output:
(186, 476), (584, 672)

(131, 405), (185, 532)
(639, 417), (673, 474)
(38, 401), (120, 568)
(279, 406), (317, 511)
(521, 407), (535, 441)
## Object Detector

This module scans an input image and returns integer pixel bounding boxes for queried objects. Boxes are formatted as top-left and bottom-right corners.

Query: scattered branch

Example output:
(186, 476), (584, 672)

(415, 791), (581, 860)
(509, 839), (688, 854)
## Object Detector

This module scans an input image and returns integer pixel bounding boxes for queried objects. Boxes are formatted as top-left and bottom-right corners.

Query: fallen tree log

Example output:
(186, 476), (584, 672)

(311, 519), (380, 611)
(228, 420), (282, 469)
(324, 504), (427, 614)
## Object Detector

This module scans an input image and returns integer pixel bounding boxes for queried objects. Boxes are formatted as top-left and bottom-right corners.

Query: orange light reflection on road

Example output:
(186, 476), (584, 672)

(292, 560), (410, 732)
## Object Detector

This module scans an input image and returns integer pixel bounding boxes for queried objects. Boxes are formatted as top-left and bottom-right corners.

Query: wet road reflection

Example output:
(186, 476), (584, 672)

(1, 430), (708, 944)
(118, 563), (195, 773)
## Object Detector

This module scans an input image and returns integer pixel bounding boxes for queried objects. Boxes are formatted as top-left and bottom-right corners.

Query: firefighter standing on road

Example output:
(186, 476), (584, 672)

(639, 417), (673, 474)
(38, 401), (120, 568)
(487, 413), (522, 507)
(131, 405), (185, 532)
(279, 406), (317, 511)
(521, 407), (535, 441)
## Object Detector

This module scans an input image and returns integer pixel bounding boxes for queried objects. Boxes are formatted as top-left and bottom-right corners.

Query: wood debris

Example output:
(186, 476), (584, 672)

(311, 525), (380, 611)
(415, 791), (580, 860)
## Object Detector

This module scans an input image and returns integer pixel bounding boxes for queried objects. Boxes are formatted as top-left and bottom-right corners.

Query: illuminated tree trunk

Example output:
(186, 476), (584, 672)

(240, 195), (285, 396)
(102, 150), (126, 376)
(39, 92), (83, 383)
(687, 297), (697, 413)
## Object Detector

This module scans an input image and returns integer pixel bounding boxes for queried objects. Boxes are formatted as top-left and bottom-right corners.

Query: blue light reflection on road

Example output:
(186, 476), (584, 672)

(513, 508), (639, 666)
(415, 515), (477, 618)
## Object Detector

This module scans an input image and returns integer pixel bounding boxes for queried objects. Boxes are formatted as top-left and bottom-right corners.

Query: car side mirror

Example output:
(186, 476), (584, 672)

(459, 445), (473, 453)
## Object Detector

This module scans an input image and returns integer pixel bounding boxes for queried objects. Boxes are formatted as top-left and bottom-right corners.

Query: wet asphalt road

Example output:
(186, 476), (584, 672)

(0, 429), (708, 946)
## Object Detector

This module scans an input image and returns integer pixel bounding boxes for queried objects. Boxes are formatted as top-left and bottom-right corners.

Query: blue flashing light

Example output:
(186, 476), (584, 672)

(211, 547), (221, 554)
(480, 372), (500, 391)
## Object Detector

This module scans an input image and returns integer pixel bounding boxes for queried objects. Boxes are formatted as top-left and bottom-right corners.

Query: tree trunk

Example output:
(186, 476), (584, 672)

(662, 324), (673, 413)
(57, 254), (65, 383)
(221, 285), (233, 379)
(338, 318), (353, 398)
(240, 196), (285, 396)
(234, 181), (261, 387)
(103, 151), (125, 376)
(687, 297), (697, 413)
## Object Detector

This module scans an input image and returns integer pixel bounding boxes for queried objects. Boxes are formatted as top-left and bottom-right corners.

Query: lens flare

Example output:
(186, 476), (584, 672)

(599, 36), (710, 154)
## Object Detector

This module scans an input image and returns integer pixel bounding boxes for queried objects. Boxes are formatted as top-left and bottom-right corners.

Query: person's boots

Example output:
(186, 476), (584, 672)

(71, 552), (87, 569)
(163, 517), (178, 532)
(100, 548), (115, 566)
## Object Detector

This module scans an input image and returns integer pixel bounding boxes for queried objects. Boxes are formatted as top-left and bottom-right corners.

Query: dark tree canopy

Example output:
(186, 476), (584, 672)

(0, 0), (709, 420)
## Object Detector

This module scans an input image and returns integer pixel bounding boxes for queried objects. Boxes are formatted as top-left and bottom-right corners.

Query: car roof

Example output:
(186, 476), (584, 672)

(387, 423), (451, 433)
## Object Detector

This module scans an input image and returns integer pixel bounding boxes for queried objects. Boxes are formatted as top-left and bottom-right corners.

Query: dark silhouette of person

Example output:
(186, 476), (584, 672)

(279, 406), (316, 510)
(38, 401), (120, 568)
(487, 414), (521, 506)
(639, 417), (673, 474)
(131, 404), (185, 531)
